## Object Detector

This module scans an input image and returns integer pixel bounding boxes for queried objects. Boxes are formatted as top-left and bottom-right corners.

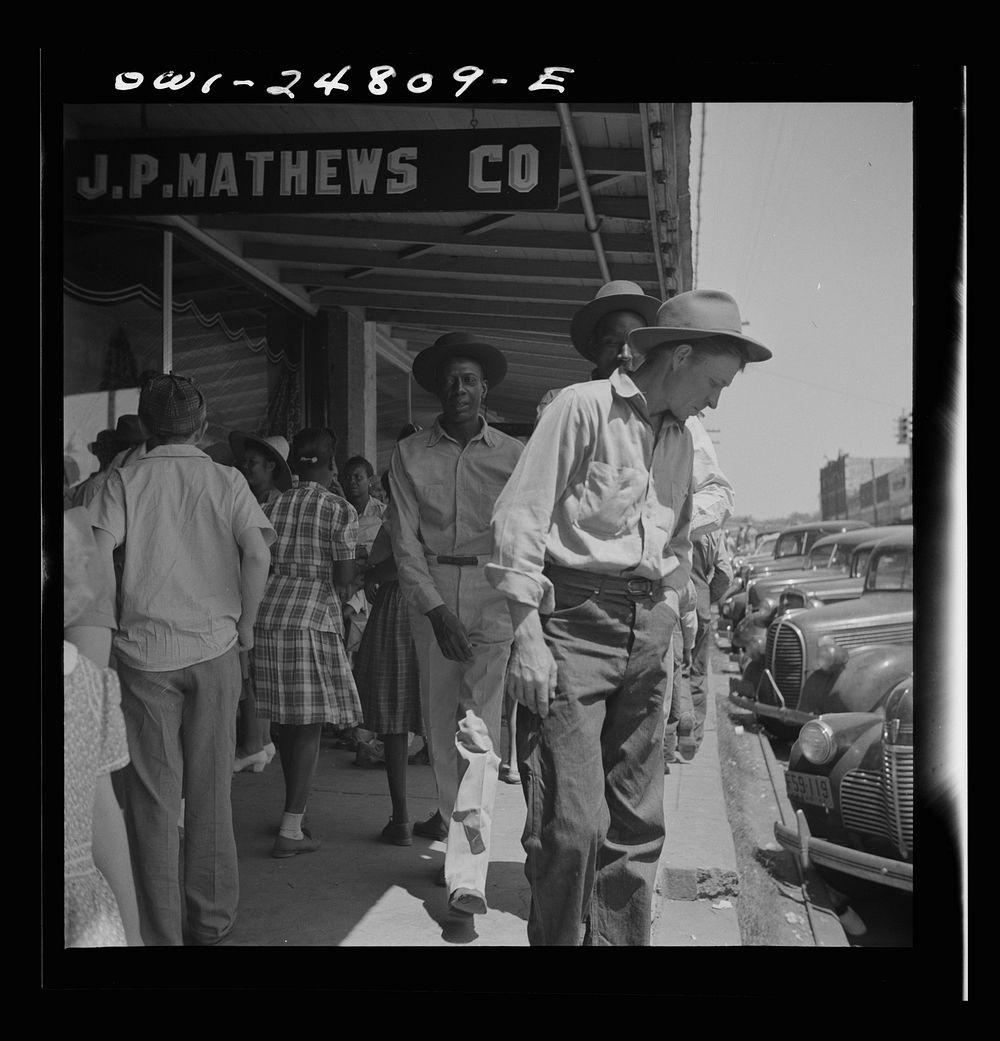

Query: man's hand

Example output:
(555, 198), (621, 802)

(426, 605), (473, 662)
(506, 631), (558, 718)
(506, 600), (558, 718)
(237, 620), (255, 652)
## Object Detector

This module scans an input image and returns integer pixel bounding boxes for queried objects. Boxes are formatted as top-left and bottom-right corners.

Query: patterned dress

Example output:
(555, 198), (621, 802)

(252, 481), (363, 726)
(354, 574), (421, 734)
(64, 642), (131, 947)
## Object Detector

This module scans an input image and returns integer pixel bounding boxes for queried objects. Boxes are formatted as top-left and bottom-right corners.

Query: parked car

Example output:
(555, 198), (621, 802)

(774, 669), (913, 895)
(730, 530), (779, 575)
(720, 520), (870, 644)
(731, 526), (911, 657)
(728, 529), (913, 740)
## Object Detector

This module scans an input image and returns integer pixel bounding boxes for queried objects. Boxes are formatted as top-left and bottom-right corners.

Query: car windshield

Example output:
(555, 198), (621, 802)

(774, 532), (806, 558)
(807, 542), (851, 572)
(866, 547), (914, 591)
(756, 534), (778, 556)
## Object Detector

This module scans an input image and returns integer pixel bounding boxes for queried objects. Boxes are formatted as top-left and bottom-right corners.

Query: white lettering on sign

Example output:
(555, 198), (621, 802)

(129, 154), (159, 198)
(77, 154), (108, 199)
(469, 144), (503, 193)
(508, 144), (539, 193)
(315, 149), (343, 196)
(348, 149), (383, 194)
(244, 151), (274, 196)
(386, 148), (417, 194)
(280, 150), (309, 196)
(209, 152), (238, 197)
(528, 67), (574, 92)
(177, 153), (207, 197)
(153, 71), (197, 91)
(115, 72), (144, 91)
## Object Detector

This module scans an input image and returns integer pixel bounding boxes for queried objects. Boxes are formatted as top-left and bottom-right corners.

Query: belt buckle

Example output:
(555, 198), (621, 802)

(625, 576), (653, 599)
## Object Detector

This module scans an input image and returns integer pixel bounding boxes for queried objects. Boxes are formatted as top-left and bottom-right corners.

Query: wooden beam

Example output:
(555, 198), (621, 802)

(249, 244), (657, 281)
(307, 275), (620, 303)
(560, 196), (653, 220)
(200, 215), (653, 254)
(387, 325), (571, 347)
(365, 308), (569, 336)
(310, 291), (579, 320)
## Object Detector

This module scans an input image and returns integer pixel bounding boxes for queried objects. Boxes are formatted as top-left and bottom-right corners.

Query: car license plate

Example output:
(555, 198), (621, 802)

(785, 771), (833, 809)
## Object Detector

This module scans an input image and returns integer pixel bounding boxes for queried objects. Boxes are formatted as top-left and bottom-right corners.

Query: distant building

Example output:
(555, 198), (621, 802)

(820, 453), (912, 524)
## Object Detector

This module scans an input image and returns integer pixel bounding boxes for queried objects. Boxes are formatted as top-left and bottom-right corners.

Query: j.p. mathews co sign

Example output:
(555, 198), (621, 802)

(65, 128), (562, 214)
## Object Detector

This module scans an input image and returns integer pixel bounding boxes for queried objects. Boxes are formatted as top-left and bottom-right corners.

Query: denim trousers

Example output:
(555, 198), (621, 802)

(688, 606), (712, 749)
(516, 570), (676, 946)
(663, 628), (693, 757)
(116, 646), (241, 946)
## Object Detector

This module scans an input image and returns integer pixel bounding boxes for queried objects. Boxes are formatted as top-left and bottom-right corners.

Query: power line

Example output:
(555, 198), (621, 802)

(757, 367), (911, 410)
(694, 102), (707, 287)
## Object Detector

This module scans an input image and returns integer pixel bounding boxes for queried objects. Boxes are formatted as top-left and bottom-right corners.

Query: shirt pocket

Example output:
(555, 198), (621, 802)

(575, 462), (646, 538)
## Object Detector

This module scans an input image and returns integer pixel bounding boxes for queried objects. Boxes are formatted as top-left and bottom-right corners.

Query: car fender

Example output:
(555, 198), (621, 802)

(799, 643), (914, 716)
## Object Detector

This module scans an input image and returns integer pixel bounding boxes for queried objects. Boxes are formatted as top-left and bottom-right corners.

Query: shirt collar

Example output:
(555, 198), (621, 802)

(143, 443), (208, 458)
(608, 370), (684, 430)
(429, 415), (497, 448)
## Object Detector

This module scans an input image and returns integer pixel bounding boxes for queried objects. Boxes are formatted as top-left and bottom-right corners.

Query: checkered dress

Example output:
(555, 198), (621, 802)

(252, 482), (363, 725)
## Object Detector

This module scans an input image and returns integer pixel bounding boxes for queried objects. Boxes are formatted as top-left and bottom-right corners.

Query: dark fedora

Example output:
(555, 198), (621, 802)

(411, 332), (507, 396)
(228, 432), (293, 492)
(627, 289), (772, 362)
(114, 414), (147, 446)
(88, 429), (118, 456)
(570, 280), (661, 358)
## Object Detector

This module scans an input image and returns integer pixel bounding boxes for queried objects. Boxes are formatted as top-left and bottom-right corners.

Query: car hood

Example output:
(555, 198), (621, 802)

(747, 555), (811, 578)
(751, 566), (844, 601)
(790, 592), (914, 646)
(783, 575), (865, 604)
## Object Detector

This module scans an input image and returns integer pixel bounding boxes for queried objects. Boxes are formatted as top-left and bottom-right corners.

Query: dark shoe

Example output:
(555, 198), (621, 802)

(677, 714), (698, 761)
(449, 887), (487, 916)
(380, 818), (413, 846)
(272, 827), (320, 859)
(499, 763), (521, 785)
(413, 811), (448, 842)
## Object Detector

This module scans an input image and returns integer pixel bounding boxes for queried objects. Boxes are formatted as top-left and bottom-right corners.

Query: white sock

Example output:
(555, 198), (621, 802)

(279, 811), (304, 840)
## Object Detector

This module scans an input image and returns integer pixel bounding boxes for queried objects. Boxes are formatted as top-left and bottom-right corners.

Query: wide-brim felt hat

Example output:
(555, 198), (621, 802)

(411, 332), (507, 395)
(570, 280), (661, 357)
(627, 289), (772, 362)
(228, 431), (293, 492)
(114, 414), (147, 446)
(88, 429), (118, 455)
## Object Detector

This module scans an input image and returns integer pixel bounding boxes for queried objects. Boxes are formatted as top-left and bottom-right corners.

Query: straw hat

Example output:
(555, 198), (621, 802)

(228, 432), (293, 492)
(570, 280), (661, 358)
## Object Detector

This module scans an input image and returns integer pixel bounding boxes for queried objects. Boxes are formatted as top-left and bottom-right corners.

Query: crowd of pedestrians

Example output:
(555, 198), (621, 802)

(61, 283), (769, 947)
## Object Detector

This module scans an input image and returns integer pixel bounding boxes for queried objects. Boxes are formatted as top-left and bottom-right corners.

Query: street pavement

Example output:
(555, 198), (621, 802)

(221, 663), (741, 947)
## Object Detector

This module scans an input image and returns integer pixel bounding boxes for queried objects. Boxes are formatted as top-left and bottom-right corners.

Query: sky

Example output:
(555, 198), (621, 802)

(687, 101), (914, 521)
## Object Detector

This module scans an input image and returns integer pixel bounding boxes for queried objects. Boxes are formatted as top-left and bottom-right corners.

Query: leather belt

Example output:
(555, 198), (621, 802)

(544, 563), (670, 601)
(435, 555), (483, 566)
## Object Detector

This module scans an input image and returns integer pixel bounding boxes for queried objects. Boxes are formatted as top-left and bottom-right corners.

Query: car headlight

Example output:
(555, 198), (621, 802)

(745, 632), (766, 659)
(750, 596), (779, 627)
(816, 634), (849, 672)
(799, 719), (836, 764)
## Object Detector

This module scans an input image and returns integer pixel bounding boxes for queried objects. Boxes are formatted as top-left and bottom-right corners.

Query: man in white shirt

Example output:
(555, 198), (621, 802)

(489, 290), (772, 945)
(388, 332), (524, 917)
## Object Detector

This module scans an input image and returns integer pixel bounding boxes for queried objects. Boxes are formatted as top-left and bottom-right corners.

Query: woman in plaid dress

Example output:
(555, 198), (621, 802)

(353, 467), (422, 845)
(251, 428), (363, 859)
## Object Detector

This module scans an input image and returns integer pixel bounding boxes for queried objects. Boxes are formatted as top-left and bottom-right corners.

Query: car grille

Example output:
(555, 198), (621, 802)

(840, 744), (914, 858)
(765, 621), (805, 709)
(828, 622), (912, 651)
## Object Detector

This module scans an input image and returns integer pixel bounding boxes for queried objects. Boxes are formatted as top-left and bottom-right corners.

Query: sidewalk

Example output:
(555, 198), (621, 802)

(221, 669), (741, 946)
